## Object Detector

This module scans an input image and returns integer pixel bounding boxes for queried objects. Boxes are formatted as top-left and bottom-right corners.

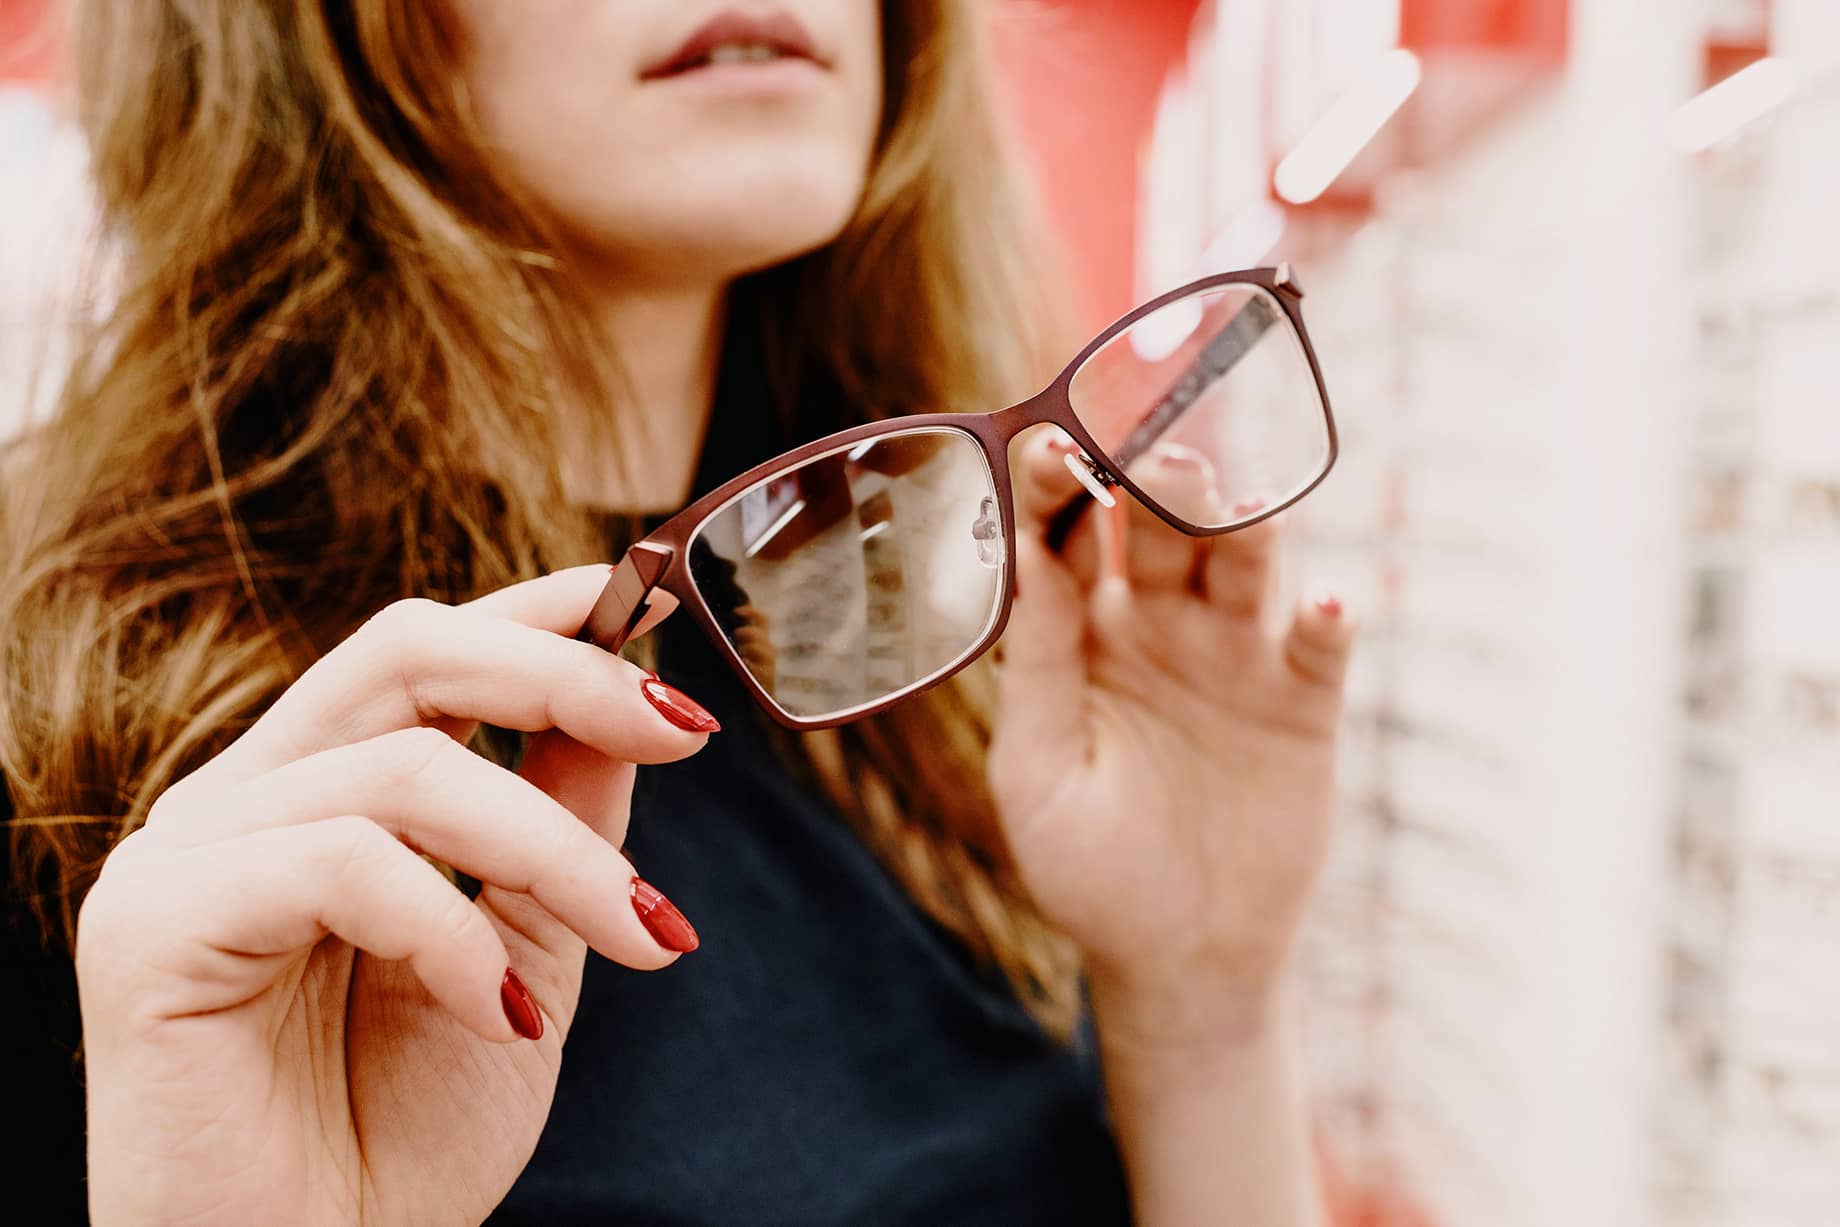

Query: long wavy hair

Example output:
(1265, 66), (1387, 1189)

(0, 0), (1081, 1033)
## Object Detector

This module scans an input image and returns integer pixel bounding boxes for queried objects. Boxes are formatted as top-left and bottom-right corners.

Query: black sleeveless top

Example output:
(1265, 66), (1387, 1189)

(484, 619), (1130, 1225)
(1, 316), (1132, 1225)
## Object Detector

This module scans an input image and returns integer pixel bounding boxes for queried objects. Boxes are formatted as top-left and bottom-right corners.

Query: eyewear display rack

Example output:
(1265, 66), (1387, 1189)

(1129, 6), (1840, 1223)
(1654, 68), (1840, 1227)
(1279, 54), (1840, 1227)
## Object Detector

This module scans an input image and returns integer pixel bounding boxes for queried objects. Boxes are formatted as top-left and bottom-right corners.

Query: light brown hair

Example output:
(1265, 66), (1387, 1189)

(0, 0), (1082, 1033)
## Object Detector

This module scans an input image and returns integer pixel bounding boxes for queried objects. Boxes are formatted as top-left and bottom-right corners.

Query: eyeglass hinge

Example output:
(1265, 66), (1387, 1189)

(578, 542), (673, 651)
(1274, 262), (1305, 299)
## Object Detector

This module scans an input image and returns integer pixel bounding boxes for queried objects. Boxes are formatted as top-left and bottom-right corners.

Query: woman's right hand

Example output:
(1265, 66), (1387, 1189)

(75, 565), (718, 1227)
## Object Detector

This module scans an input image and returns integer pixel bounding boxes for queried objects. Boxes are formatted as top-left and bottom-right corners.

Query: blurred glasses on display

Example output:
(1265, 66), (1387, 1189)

(579, 266), (1338, 726)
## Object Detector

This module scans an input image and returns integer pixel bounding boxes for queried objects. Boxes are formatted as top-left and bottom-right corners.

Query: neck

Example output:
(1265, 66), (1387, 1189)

(560, 271), (729, 513)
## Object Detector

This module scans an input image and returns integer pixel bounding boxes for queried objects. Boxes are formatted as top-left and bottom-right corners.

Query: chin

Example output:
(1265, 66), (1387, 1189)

(705, 186), (864, 275)
(574, 145), (870, 282)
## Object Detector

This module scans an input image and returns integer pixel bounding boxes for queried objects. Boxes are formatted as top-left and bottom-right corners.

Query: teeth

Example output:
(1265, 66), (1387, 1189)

(704, 42), (786, 66)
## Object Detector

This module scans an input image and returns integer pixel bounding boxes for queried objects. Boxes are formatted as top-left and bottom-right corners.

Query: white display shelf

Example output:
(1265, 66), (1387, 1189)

(1134, 6), (1837, 1224)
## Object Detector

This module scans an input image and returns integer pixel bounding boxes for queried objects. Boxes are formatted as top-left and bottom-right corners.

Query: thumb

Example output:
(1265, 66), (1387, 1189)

(993, 429), (1100, 769)
(1010, 427), (1106, 587)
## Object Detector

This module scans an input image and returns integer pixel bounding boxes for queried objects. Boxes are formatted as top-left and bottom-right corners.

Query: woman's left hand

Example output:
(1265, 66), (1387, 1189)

(989, 430), (1355, 1048)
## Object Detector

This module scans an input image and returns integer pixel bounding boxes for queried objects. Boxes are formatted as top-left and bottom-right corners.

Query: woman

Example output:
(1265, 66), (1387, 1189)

(0, 1), (1354, 1223)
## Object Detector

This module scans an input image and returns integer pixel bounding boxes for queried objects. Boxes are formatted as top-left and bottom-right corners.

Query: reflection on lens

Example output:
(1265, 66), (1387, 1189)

(689, 428), (1003, 720)
(1068, 285), (1330, 529)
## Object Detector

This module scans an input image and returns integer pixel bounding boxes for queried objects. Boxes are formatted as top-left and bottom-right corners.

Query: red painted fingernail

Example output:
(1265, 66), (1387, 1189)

(631, 878), (700, 952)
(501, 968), (544, 1040)
(1045, 435), (1078, 455)
(1314, 593), (1344, 619)
(641, 678), (720, 733)
(1234, 496), (1269, 516)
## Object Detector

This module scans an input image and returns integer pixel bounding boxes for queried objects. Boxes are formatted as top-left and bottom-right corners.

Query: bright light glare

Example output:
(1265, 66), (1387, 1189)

(743, 498), (806, 559)
(1199, 199), (1289, 273)
(1128, 296), (1204, 363)
(1668, 57), (1799, 153)
(1274, 49), (1422, 205)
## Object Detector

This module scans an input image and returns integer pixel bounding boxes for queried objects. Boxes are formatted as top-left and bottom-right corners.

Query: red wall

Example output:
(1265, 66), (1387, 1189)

(991, 0), (1204, 332)
(992, 0), (1571, 331)
(1401, 0), (1567, 60)
(0, 0), (61, 84)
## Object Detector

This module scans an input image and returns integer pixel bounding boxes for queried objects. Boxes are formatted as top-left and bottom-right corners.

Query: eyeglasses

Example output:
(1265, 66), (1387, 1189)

(578, 265), (1338, 728)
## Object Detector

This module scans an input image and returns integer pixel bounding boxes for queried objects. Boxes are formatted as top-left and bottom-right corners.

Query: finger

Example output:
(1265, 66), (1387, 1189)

(517, 729), (635, 844)
(208, 597), (716, 784)
(487, 728), (639, 979)
(625, 588), (681, 644)
(1202, 497), (1284, 622)
(1282, 591), (1357, 690)
(168, 816), (526, 1043)
(460, 563), (621, 633)
(1118, 444), (1225, 593)
(161, 727), (679, 972)
(993, 429), (1097, 760)
(1000, 429), (1092, 670)
(1010, 427), (1103, 584)
(464, 562), (685, 646)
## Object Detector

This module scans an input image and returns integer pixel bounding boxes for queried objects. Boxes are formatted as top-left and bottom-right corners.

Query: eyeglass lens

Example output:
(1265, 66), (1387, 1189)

(687, 427), (1006, 720)
(1068, 284), (1330, 528)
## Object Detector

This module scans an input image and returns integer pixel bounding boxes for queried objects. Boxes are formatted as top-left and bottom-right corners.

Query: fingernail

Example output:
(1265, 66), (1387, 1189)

(631, 877), (700, 952)
(1045, 435), (1078, 456)
(501, 968), (544, 1040)
(1314, 593), (1344, 619)
(641, 678), (720, 733)
(1234, 496), (1269, 516)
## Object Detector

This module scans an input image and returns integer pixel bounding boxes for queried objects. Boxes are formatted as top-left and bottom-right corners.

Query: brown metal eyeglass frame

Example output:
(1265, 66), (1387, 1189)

(577, 264), (1339, 730)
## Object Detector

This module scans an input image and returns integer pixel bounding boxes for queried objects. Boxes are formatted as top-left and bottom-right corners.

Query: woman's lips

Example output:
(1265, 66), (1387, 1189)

(641, 9), (823, 80)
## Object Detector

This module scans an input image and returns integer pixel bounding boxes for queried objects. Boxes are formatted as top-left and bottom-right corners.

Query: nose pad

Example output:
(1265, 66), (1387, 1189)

(1062, 449), (1119, 508)
(970, 496), (1003, 568)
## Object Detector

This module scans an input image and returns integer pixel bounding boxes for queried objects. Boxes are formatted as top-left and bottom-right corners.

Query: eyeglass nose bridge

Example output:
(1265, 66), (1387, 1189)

(578, 541), (674, 653)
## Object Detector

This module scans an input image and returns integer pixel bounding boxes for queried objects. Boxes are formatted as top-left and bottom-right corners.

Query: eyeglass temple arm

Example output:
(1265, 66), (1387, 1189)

(576, 542), (673, 653)
(1043, 291), (1284, 553)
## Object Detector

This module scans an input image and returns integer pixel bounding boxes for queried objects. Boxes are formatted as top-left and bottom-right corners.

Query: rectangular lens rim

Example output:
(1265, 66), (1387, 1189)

(682, 423), (1008, 727)
(1064, 281), (1336, 534)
